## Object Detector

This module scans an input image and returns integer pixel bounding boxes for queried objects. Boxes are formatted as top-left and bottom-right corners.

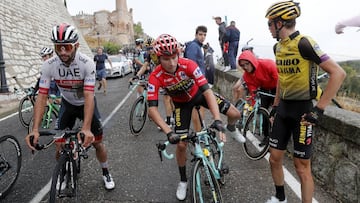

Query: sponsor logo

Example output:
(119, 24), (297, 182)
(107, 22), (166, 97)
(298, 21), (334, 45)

(179, 71), (187, 80)
(193, 67), (202, 78)
(148, 83), (155, 93)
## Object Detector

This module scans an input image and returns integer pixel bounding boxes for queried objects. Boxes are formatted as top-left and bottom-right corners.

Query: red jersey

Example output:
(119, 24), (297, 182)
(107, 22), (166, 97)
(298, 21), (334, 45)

(147, 57), (208, 103)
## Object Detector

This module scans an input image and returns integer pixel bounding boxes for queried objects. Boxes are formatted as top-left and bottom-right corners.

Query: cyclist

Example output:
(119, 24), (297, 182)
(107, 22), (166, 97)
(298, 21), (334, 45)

(25, 23), (115, 190)
(147, 34), (245, 201)
(265, 1), (346, 203)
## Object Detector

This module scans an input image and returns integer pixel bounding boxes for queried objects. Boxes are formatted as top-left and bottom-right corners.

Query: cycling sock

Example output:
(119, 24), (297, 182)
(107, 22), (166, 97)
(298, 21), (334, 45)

(179, 166), (187, 182)
(101, 162), (109, 175)
(227, 124), (236, 132)
(275, 185), (285, 201)
(166, 116), (171, 125)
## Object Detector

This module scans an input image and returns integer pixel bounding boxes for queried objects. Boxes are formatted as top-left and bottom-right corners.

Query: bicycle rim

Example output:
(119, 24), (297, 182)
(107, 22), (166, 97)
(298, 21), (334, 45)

(243, 108), (270, 160)
(190, 159), (223, 203)
(129, 96), (147, 135)
(18, 96), (34, 128)
(0, 135), (22, 199)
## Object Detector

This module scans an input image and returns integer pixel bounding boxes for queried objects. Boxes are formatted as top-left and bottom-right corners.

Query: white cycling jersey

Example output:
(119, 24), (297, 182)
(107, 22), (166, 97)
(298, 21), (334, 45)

(38, 52), (96, 106)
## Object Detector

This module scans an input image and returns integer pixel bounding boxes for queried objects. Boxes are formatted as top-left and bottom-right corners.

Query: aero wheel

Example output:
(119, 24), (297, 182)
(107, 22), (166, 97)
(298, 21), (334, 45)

(129, 96), (147, 135)
(18, 96), (34, 128)
(0, 135), (22, 200)
(242, 107), (271, 160)
(49, 155), (67, 203)
(190, 159), (223, 203)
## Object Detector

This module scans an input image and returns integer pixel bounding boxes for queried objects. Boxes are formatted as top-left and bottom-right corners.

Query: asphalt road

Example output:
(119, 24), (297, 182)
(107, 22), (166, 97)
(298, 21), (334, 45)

(0, 74), (337, 203)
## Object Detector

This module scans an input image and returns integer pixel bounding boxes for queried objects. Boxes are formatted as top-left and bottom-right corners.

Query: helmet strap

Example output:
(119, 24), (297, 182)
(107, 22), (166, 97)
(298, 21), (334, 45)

(274, 20), (284, 41)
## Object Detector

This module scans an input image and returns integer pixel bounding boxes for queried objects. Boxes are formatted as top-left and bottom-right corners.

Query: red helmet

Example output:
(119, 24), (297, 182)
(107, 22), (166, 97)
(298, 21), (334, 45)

(153, 34), (179, 57)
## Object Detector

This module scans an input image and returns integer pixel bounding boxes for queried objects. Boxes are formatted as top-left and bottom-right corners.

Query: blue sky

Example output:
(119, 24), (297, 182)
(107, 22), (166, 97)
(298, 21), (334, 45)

(66, 0), (360, 61)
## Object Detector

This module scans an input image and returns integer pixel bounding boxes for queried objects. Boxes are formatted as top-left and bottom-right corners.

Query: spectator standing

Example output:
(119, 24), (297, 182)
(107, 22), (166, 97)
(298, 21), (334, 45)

(203, 43), (215, 86)
(213, 16), (230, 70)
(265, 1), (346, 203)
(94, 47), (112, 95)
(335, 14), (360, 34)
(226, 21), (240, 71)
(183, 25), (207, 132)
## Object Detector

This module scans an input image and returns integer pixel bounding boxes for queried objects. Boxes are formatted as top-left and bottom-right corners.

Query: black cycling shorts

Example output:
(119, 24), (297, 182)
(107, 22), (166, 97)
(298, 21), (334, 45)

(58, 97), (103, 139)
(270, 99), (313, 159)
(172, 90), (231, 134)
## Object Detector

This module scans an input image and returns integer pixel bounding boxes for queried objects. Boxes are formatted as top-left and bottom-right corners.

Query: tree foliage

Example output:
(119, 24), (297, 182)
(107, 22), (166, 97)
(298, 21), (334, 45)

(102, 42), (121, 55)
(133, 22), (144, 40)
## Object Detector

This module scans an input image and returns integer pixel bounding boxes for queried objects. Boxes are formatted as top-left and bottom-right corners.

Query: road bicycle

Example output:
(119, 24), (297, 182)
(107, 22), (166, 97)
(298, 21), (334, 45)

(30, 127), (89, 203)
(157, 107), (227, 203)
(27, 94), (60, 134)
(12, 75), (37, 128)
(240, 90), (274, 160)
(0, 135), (22, 199)
(128, 79), (148, 135)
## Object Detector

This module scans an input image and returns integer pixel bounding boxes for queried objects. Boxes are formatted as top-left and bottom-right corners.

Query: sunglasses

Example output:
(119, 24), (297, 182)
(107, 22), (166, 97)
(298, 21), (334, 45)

(239, 62), (251, 68)
(267, 21), (274, 27)
(54, 43), (76, 53)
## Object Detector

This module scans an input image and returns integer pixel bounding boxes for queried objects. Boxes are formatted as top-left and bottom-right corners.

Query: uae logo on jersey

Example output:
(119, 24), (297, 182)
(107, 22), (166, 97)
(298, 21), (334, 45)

(148, 83), (155, 93)
(193, 67), (203, 79)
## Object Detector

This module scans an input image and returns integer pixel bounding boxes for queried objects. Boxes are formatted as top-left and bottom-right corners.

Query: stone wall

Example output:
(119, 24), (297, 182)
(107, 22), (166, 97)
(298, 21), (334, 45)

(214, 69), (360, 203)
(0, 0), (92, 92)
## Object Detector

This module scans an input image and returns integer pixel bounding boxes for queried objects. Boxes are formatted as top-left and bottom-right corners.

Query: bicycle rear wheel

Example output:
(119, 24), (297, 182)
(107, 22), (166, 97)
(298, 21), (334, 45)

(0, 135), (22, 199)
(190, 159), (223, 203)
(129, 96), (147, 135)
(49, 155), (78, 203)
(243, 107), (270, 160)
(18, 96), (34, 128)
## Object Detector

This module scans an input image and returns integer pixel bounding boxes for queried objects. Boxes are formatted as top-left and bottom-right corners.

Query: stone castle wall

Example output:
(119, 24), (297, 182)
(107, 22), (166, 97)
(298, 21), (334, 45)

(0, 0), (93, 92)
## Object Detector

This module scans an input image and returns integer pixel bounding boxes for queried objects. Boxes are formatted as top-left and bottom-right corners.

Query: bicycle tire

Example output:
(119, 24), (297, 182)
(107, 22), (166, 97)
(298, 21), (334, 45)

(129, 96), (147, 135)
(18, 96), (34, 128)
(190, 159), (223, 203)
(242, 107), (271, 161)
(0, 135), (22, 200)
(28, 105), (58, 134)
(49, 155), (78, 203)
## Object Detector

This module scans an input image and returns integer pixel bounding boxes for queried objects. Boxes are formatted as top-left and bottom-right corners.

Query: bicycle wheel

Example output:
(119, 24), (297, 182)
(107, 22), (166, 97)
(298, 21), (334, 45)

(242, 107), (271, 160)
(190, 159), (223, 203)
(28, 105), (58, 134)
(0, 135), (22, 199)
(129, 96), (147, 135)
(18, 96), (34, 128)
(49, 155), (78, 203)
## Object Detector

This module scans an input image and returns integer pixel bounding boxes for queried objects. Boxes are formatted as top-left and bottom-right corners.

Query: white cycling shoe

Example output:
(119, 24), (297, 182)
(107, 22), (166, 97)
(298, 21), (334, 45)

(226, 125), (246, 143)
(265, 196), (287, 203)
(176, 181), (187, 201)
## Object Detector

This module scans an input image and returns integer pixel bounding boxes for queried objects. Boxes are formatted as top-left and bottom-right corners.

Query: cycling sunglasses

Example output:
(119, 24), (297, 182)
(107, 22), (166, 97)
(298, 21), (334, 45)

(54, 43), (76, 53)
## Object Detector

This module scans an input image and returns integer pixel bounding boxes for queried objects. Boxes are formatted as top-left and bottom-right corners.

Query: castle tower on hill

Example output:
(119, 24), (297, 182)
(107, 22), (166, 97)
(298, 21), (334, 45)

(72, 0), (134, 48)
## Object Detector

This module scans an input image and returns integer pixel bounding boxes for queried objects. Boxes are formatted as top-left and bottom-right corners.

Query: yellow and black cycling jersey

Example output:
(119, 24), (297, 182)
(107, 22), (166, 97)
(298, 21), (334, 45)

(274, 31), (329, 100)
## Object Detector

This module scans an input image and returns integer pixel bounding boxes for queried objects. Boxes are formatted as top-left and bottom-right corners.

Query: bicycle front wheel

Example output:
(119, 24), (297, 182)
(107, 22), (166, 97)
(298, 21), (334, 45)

(190, 159), (223, 203)
(49, 155), (78, 203)
(0, 135), (22, 200)
(243, 107), (270, 160)
(129, 96), (147, 135)
(18, 96), (34, 128)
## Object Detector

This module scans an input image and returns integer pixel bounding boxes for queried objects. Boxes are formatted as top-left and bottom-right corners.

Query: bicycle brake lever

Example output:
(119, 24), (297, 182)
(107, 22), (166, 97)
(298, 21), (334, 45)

(156, 143), (165, 162)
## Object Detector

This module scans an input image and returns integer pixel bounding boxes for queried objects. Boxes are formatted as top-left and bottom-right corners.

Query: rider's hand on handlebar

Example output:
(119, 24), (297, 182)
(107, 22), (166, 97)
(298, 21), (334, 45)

(25, 131), (40, 151)
(210, 120), (225, 132)
(166, 131), (180, 144)
(78, 130), (95, 148)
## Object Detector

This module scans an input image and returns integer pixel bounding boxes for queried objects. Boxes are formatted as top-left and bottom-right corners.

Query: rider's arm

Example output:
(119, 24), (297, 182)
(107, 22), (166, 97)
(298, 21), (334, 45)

(136, 62), (149, 77)
(202, 88), (221, 121)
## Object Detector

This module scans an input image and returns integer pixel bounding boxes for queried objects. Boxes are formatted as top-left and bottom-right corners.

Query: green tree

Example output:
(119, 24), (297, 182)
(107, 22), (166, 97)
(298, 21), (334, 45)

(133, 22), (144, 40)
(102, 42), (121, 55)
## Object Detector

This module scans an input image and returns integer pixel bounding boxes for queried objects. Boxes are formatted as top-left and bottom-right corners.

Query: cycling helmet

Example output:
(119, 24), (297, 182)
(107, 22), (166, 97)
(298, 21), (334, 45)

(135, 38), (144, 45)
(153, 34), (179, 57)
(39, 47), (54, 57)
(265, 0), (300, 20)
(51, 23), (79, 43)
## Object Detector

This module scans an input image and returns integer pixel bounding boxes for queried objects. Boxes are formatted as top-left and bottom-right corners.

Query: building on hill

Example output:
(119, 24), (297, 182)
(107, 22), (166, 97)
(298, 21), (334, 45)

(71, 0), (134, 49)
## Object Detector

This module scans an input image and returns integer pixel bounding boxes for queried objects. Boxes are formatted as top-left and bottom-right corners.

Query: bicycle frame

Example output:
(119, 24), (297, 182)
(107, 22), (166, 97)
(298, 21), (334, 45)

(41, 95), (60, 129)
